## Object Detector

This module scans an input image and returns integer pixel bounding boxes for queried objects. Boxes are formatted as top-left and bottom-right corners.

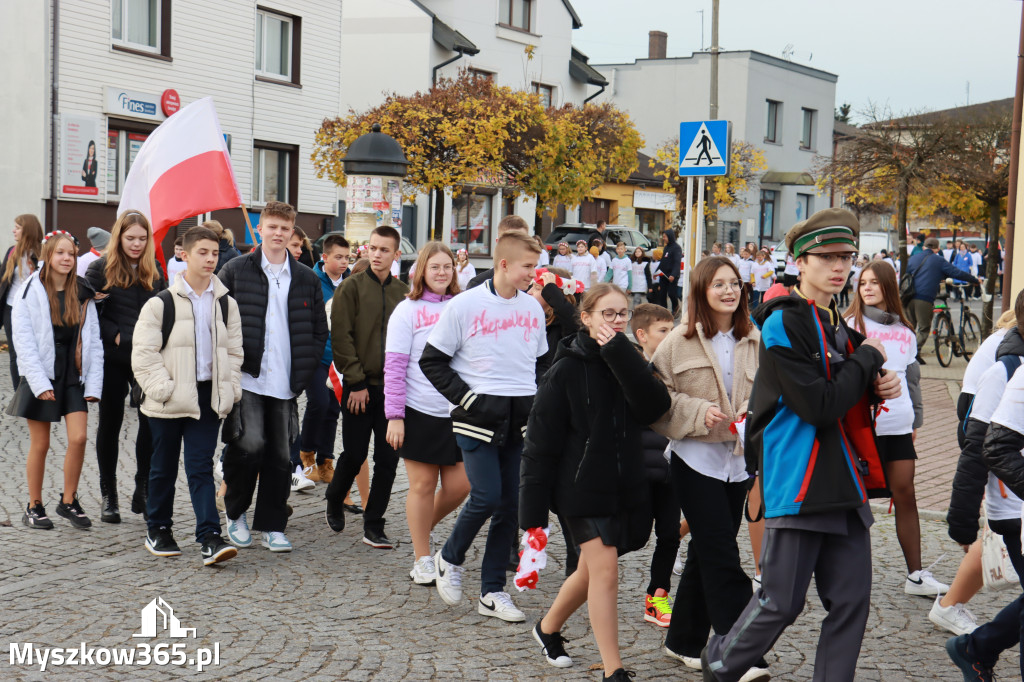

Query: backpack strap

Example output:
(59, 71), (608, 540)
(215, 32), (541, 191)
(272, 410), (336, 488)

(999, 354), (1022, 380)
(157, 289), (175, 351)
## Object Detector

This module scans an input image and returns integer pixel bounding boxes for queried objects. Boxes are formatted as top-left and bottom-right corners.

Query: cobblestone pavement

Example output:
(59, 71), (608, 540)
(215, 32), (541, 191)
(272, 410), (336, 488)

(0, 355), (1019, 681)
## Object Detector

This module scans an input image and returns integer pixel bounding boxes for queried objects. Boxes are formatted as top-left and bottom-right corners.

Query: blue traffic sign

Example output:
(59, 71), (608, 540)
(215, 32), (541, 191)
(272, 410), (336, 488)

(678, 120), (731, 177)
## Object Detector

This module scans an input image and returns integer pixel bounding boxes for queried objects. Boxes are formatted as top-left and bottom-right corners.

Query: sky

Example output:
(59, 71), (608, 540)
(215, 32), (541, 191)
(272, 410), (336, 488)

(571, 0), (1022, 122)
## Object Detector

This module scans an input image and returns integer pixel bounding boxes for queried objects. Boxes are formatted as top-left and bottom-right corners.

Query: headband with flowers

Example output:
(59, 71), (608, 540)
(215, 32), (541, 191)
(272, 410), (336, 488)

(44, 230), (78, 246)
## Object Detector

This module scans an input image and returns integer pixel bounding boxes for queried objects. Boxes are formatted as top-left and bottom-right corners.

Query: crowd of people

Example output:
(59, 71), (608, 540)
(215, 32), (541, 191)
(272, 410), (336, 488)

(2, 202), (1020, 681)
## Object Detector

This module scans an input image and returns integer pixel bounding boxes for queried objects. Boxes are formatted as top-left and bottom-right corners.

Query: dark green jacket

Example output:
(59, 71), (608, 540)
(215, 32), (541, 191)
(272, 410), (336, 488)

(331, 268), (408, 390)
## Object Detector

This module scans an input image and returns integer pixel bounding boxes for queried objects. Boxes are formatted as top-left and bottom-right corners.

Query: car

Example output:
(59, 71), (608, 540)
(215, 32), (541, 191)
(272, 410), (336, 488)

(544, 223), (655, 256)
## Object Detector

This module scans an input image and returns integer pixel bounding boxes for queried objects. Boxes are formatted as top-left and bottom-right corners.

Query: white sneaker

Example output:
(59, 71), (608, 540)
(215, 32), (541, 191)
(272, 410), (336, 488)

(673, 546), (683, 576)
(906, 569), (948, 596)
(929, 595), (978, 635)
(663, 646), (701, 669)
(478, 591), (525, 622)
(226, 513), (252, 548)
(290, 465), (316, 493)
(738, 667), (771, 682)
(435, 550), (463, 605)
(410, 555), (436, 585)
(261, 531), (293, 552)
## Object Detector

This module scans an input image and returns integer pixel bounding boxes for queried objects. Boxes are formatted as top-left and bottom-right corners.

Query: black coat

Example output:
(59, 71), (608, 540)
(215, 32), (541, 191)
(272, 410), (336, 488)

(84, 256), (166, 366)
(215, 239), (241, 274)
(539, 282), (578, 375)
(216, 247), (328, 395)
(660, 231), (682, 284)
(948, 328), (1024, 544)
(520, 332), (671, 528)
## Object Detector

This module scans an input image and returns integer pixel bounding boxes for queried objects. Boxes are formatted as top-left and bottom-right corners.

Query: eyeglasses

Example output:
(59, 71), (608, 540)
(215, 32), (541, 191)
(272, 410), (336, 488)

(596, 308), (632, 322)
(808, 253), (856, 265)
(710, 279), (743, 292)
(427, 264), (454, 274)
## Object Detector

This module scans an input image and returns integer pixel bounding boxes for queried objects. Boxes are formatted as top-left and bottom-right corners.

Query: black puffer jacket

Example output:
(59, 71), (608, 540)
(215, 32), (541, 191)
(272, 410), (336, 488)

(984, 423), (1024, 502)
(214, 239), (241, 274)
(216, 247), (328, 395)
(948, 328), (1024, 544)
(520, 332), (671, 528)
(85, 256), (166, 366)
(539, 282), (578, 376)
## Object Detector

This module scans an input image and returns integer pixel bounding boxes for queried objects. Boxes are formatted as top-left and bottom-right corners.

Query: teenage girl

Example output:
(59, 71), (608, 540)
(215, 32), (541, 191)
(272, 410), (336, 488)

(9, 231), (103, 529)
(522, 283), (670, 680)
(629, 246), (649, 309)
(288, 227), (316, 267)
(455, 248), (476, 290)
(552, 242), (572, 272)
(0, 214), (44, 387)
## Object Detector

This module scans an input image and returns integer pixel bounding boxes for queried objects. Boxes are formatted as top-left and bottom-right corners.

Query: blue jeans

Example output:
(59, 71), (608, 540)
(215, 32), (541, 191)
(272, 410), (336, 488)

(147, 382), (222, 542)
(441, 435), (522, 596)
(299, 363), (341, 463)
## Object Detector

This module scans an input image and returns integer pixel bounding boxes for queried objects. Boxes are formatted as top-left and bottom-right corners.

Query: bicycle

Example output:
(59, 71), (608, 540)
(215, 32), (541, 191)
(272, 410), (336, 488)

(932, 282), (982, 367)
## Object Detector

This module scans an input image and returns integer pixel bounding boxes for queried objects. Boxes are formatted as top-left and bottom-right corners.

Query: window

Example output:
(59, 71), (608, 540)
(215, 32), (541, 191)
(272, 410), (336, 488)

(499, 0), (533, 32)
(112, 0), (171, 59)
(252, 142), (297, 205)
(801, 108), (816, 150)
(759, 190), (777, 242)
(106, 121), (156, 198)
(256, 8), (301, 85)
(469, 68), (495, 83)
(451, 192), (493, 256)
(796, 193), (812, 222)
(533, 82), (554, 108)
(765, 100), (780, 143)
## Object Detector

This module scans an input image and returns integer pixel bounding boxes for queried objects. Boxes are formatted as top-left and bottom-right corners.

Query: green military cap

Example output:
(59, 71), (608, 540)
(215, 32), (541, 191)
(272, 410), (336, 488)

(785, 208), (860, 258)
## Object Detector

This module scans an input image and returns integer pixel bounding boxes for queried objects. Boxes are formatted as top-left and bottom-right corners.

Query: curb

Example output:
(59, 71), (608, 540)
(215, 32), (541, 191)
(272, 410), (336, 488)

(871, 503), (947, 523)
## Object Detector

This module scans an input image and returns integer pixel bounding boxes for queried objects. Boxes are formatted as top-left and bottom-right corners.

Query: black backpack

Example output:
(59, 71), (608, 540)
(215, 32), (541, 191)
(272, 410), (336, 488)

(899, 253), (931, 308)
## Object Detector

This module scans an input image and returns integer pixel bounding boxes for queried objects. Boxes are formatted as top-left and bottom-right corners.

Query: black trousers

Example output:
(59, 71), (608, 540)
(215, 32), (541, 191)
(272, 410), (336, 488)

(4, 303), (18, 388)
(223, 390), (294, 533)
(325, 384), (398, 535)
(96, 357), (152, 487)
(648, 477), (682, 595)
(666, 456), (753, 657)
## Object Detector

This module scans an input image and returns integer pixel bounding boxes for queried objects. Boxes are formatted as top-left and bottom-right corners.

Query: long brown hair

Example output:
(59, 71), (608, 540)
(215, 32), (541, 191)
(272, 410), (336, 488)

(408, 242), (460, 301)
(104, 210), (159, 290)
(844, 260), (911, 332)
(39, 233), (81, 326)
(684, 256), (752, 340)
(3, 214), (43, 284)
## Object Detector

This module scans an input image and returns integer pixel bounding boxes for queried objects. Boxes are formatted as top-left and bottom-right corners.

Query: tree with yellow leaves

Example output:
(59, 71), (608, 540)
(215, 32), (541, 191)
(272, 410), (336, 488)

(649, 138), (767, 212)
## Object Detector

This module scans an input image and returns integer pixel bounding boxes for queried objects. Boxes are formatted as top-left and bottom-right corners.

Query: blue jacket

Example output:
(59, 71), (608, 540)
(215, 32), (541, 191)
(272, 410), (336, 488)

(906, 248), (977, 302)
(314, 261), (346, 366)
(952, 251), (974, 284)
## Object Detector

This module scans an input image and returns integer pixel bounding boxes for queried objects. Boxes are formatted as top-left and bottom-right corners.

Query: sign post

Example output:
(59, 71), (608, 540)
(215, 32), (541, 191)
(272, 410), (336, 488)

(678, 120), (731, 305)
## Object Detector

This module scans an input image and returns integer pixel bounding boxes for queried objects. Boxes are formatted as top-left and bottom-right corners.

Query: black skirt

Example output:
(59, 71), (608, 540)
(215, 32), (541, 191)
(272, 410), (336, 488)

(6, 326), (87, 422)
(563, 504), (652, 557)
(399, 406), (461, 466)
(876, 432), (917, 462)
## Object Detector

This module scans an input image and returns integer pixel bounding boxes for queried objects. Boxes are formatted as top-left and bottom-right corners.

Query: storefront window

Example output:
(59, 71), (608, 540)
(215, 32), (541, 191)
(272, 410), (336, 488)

(451, 194), (492, 256)
(106, 128), (151, 199)
(636, 209), (665, 241)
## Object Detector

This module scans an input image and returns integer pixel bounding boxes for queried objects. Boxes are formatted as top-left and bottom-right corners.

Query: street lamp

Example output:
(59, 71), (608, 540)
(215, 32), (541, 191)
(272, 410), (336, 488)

(341, 123), (409, 244)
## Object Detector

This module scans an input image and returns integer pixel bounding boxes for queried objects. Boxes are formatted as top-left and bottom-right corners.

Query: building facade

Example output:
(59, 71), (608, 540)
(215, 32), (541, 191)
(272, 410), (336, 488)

(1, 0), (343, 255)
(592, 37), (837, 246)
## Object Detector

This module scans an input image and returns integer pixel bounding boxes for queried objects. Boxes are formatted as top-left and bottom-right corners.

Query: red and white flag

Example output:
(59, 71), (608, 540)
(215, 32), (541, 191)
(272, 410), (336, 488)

(117, 97), (241, 248)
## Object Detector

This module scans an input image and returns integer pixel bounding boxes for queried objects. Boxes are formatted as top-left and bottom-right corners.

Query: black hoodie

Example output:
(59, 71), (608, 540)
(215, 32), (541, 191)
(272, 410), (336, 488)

(660, 230), (682, 284)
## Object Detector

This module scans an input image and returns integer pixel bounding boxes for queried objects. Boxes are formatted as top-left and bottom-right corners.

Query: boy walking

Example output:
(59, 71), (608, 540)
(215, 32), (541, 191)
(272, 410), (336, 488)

(420, 232), (548, 622)
(324, 226), (409, 548)
(218, 201), (328, 553)
(131, 226), (244, 565)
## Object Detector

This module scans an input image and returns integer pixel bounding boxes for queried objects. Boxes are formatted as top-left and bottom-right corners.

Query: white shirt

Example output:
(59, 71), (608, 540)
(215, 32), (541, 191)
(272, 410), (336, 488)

(427, 282), (548, 398)
(241, 252), (295, 399)
(847, 315), (916, 435)
(386, 296), (453, 417)
(552, 253), (572, 272)
(648, 260), (662, 283)
(391, 259), (401, 278)
(737, 258), (754, 285)
(752, 261), (775, 291)
(962, 328), (1006, 394)
(167, 257), (187, 284)
(593, 252), (610, 283)
(536, 250), (549, 267)
(6, 255), (32, 305)
(974, 362), (1024, 520)
(77, 250), (101, 278)
(630, 261), (648, 293)
(608, 256), (631, 288)
(943, 248), (955, 262)
(972, 251), (983, 276)
(570, 253), (597, 290)
(727, 253), (741, 268)
(181, 276), (216, 382)
(670, 330), (748, 483)
(456, 262), (476, 291)
(784, 255), (799, 276)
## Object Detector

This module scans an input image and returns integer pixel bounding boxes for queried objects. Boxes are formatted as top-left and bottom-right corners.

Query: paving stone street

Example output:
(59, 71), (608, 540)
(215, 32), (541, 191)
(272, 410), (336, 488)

(0, 338), (1019, 681)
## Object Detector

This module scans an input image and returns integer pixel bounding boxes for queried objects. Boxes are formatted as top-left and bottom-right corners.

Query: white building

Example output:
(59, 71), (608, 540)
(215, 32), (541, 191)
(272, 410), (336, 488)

(592, 34), (837, 246)
(339, 0), (607, 259)
(0, 0), (343, 255)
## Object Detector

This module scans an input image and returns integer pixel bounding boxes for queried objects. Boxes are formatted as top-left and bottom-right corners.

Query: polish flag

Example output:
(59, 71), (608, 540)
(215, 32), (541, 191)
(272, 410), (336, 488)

(117, 97), (241, 254)
(328, 363), (344, 403)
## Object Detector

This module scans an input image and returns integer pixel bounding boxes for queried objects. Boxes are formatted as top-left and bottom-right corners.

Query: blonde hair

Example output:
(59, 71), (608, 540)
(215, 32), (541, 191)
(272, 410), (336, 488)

(3, 214), (43, 284)
(409, 242), (460, 300)
(105, 210), (159, 290)
(39, 233), (81, 326)
(494, 231), (542, 264)
(201, 219), (234, 246)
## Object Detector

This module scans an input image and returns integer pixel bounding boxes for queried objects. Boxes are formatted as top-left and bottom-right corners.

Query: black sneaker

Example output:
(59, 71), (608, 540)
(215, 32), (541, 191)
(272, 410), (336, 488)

(532, 621), (572, 668)
(362, 529), (394, 549)
(55, 494), (92, 529)
(145, 527), (182, 557)
(343, 503), (364, 515)
(325, 496), (345, 532)
(22, 501), (53, 530)
(945, 634), (994, 681)
(604, 669), (636, 681)
(200, 532), (238, 566)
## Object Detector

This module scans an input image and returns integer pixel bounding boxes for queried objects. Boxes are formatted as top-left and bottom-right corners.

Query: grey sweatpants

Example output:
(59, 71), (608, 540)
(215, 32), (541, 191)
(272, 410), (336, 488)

(905, 298), (934, 354)
(705, 522), (872, 682)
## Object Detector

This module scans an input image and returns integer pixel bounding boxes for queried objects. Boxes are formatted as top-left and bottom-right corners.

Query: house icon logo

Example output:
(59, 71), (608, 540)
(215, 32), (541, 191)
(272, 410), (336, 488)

(133, 597), (197, 638)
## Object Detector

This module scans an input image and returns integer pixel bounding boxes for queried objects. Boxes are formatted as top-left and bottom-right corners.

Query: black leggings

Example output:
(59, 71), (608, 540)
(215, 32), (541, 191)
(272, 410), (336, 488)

(95, 357), (152, 486)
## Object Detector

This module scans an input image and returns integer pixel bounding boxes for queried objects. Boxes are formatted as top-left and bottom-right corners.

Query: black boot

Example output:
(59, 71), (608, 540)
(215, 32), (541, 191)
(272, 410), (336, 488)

(131, 478), (148, 520)
(99, 478), (121, 524)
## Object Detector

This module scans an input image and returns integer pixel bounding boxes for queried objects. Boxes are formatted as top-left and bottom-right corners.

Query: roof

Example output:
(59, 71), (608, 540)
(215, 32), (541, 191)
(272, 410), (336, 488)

(408, 0), (480, 55)
(592, 49), (838, 84)
(877, 98), (1014, 127)
(761, 171), (815, 186)
(570, 47), (607, 86)
(833, 121), (863, 138)
(628, 151), (670, 185)
(561, 0), (582, 29)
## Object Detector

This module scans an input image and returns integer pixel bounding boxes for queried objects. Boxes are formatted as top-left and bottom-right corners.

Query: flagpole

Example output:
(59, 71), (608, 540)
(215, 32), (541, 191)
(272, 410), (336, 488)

(239, 204), (258, 246)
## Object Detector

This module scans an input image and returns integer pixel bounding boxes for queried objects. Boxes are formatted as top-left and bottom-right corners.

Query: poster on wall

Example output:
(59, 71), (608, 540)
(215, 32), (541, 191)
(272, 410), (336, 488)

(60, 113), (105, 199)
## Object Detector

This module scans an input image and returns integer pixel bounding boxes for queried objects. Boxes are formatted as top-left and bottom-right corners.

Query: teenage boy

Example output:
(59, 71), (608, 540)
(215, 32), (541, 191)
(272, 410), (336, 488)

(296, 234), (351, 485)
(467, 215), (531, 289)
(131, 226), (244, 565)
(420, 231), (548, 622)
(166, 236), (187, 283)
(632, 304), (681, 628)
(218, 201), (328, 553)
(324, 226), (409, 548)
(702, 208), (901, 682)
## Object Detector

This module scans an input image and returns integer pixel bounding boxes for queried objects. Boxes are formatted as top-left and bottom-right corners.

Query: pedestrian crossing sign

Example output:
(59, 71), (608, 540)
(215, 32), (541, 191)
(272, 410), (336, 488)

(678, 120), (730, 177)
